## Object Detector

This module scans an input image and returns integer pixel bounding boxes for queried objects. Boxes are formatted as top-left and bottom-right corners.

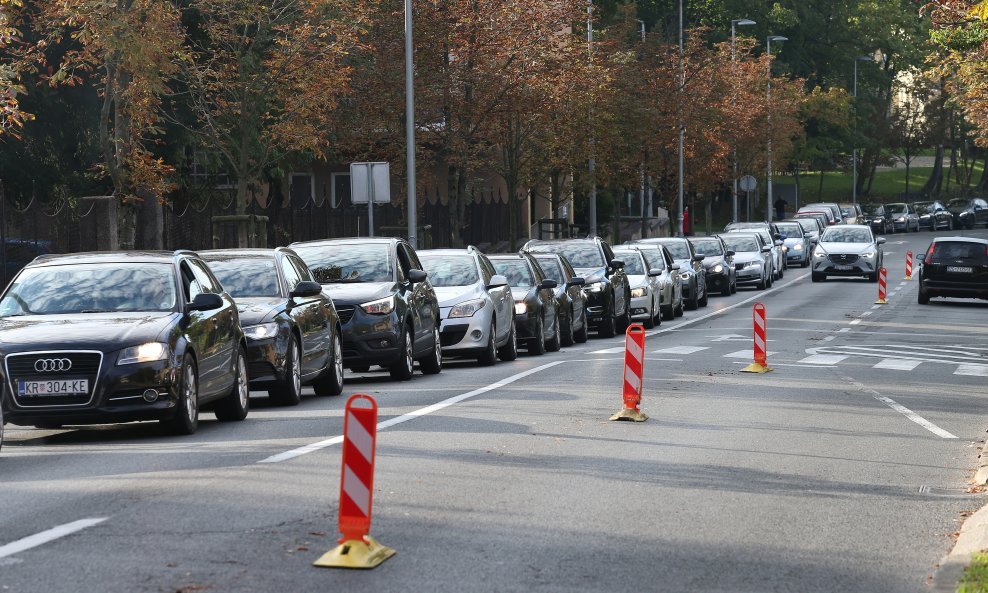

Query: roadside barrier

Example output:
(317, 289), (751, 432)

(905, 251), (913, 280)
(741, 303), (772, 373)
(314, 394), (396, 570)
(875, 267), (888, 305)
(610, 323), (648, 422)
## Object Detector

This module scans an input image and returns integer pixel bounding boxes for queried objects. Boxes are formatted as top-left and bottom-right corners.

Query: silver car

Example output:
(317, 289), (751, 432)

(886, 202), (920, 233)
(720, 233), (773, 290)
(633, 244), (684, 320)
(418, 248), (516, 365)
(726, 227), (780, 280)
(613, 248), (663, 328)
(811, 224), (886, 282)
(775, 221), (811, 268)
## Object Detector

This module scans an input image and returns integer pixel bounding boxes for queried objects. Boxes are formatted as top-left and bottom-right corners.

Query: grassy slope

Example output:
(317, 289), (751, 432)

(792, 163), (985, 203)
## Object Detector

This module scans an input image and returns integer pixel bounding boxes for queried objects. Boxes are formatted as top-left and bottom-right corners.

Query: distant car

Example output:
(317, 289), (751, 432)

(860, 203), (893, 235)
(200, 248), (344, 404)
(885, 202), (920, 233)
(688, 235), (737, 296)
(632, 244), (684, 320)
(291, 237), (442, 380)
(802, 202), (844, 225)
(918, 237), (988, 304)
(838, 203), (864, 225)
(1, 239), (52, 287)
(946, 197), (988, 229)
(531, 253), (589, 345)
(521, 237), (630, 337)
(489, 252), (560, 355)
(634, 237), (708, 310)
(794, 210), (834, 232)
(796, 208), (836, 226)
(612, 247), (663, 328)
(418, 247), (517, 365)
(725, 226), (783, 280)
(720, 233), (773, 290)
(788, 217), (823, 245)
(913, 200), (954, 231)
(0, 250), (249, 435)
(811, 225), (885, 282)
(774, 221), (811, 268)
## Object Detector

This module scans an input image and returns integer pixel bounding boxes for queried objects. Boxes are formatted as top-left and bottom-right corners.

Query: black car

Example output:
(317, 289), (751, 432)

(200, 248), (344, 405)
(634, 237), (709, 309)
(0, 251), (249, 435)
(688, 236), (736, 296)
(291, 237), (442, 381)
(521, 238), (629, 337)
(861, 203), (893, 235)
(946, 197), (988, 229)
(489, 253), (560, 355)
(914, 200), (954, 231)
(531, 253), (589, 346)
(918, 237), (988, 304)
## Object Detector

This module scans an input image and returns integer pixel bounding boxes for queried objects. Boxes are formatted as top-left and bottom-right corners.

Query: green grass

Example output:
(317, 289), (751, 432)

(791, 162), (985, 203)
(957, 552), (988, 593)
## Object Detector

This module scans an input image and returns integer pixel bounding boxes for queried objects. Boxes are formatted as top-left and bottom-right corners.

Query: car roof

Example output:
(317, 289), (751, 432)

(418, 249), (478, 256)
(291, 237), (400, 247)
(931, 237), (988, 244)
(30, 250), (191, 266)
(198, 248), (278, 258)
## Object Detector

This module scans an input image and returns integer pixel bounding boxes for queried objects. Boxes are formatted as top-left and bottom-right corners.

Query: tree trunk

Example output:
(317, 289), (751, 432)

(921, 145), (944, 197)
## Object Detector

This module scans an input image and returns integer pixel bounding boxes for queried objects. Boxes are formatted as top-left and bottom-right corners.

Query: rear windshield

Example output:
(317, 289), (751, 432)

(534, 257), (564, 283)
(690, 240), (724, 256)
(419, 255), (479, 287)
(491, 259), (535, 288)
(932, 242), (987, 260)
(721, 236), (759, 253)
(293, 243), (393, 283)
(775, 223), (803, 238)
(526, 243), (604, 269)
(613, 252), (645, 275)
(206, 257), (280, 297)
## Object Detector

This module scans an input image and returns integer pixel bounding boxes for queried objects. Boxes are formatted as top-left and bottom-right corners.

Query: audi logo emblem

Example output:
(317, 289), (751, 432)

(34, 358), (73, 372)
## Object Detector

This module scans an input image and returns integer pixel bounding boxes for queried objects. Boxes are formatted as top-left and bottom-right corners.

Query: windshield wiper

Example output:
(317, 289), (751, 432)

(80, 309), (116, 313)
(332, 278), (366, 283)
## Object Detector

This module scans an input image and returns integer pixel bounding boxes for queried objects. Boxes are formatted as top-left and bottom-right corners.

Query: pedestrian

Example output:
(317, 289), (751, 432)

(773, 197), (788, 220)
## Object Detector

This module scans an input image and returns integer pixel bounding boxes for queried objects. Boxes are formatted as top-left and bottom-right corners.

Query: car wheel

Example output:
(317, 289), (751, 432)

(918, 281), (930, 304)
(598, 300), (617, 338)
(478, 321), (498, 366)
(561, 309), (576, 347)
(419, 325), (443, 375)
(1, 403), (4, 452)
(574, 311), (589, 343)
(948, 219), (954, 231)
(661, 304), (674, 321)
(721, 280), (732, 297)
(757, 274), (767, 289)
(731, 279), (738, 293)
(685, 281), (699, 310)
(698, 287), (708, 307)
(163, 354), (199, 435)
(674, 298), (684, 317)
(389, 325), (415, 380)
(313, 332), (344, 396)
(811, 272), (825, 283)
(546, 314), (561, 352)
(869, 271), (879, 282)
(530, 316), (547, 355)
(498, 322), (519, 361)
(215, 346), (249, 422)
(270, 336), (302, 406)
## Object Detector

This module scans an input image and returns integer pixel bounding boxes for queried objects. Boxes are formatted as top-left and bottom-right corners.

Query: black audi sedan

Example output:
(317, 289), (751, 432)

(291, 237), (442, 381)
(0, 251), (248, 436)
(489, 253), (560, 355)
(200, 248), (344, 405)
(947, 197), (988, 229)
(530, 253), (589, 346)
(688, 235), (736, 296)
(918, 237), (988, 304)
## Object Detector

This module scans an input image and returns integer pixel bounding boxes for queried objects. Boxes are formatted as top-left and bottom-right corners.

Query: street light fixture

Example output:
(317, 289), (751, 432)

(404, 0), (417, 247)
(852, 54), (875, 205)
(677, 0), (684, 235)
(731, 18), (756, 224)
(766, 35), (787, 223)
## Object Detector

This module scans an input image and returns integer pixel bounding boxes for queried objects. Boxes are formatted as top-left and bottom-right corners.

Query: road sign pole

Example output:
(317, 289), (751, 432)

(368, 164), (375, 238)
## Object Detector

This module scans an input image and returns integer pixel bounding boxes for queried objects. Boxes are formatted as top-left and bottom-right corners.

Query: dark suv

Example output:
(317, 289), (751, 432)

(292, 237), (442, 380)
(521, 237), (630, 337)
(918, 237), (988, 304)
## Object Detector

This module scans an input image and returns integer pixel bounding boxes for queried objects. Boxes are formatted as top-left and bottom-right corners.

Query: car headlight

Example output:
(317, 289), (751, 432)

(814, 247), (827, 258)
(584, 281), (605, 293)
(711, 264), (724, 274)
(243, 322), (279, 340)
(514, 301), (528, 315)
(361, 295), (395, 315)
(449, 298), (486, 318)
(631, 287), (647, 298)
(861, 251), (875, 259)
(793, 244), (803, 251)
(896, 217), (905, 222)
(744, 261), (760, 269)
(118, 342), (170, 365)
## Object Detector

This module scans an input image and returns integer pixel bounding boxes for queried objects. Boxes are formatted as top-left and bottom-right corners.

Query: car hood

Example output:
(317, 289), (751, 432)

(434, 285), (483, 308)
(626, 275), (648, 289)
(732, 252), (762, 264)
(0, 312), (178, 352)
(783, 238), (804, 247)
(510, 287), (534, 301)
(235, 297), (283, 326)
(320, 282), (396, 305)
(574, 267), (607, 283)
(818, 241), (875, 254)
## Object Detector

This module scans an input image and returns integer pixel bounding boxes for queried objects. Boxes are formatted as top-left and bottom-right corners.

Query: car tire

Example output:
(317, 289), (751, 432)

(918, 282), (930, 305)
(163, 354), (199, 435)
(498, 323), (519, 361)
(574, 313), (589, 343)
(731, 280), (738, 294)
(948, 219), (954, 231)
(685, 281), (699, 310)
(419, 325), (443, 375)
(270, 336), (302, 406)
(478, 321), (498, 366)
(598, 302), (617, 338)
(389, 325), (415, 381)
(546, 315), (561, 352)
(757, 274), (767, 289)
(869, 271), (879, 282)
(561, 310), (576, 347)
(661, 304), (674, 321)
(811, 272), (825, 282)
(215, 346), (249, 422)
(721, 281), (732, 297)
(674, 298), (684, 317)
(313, 333), (344, 396)
(530, 316), (547, 355)
(698, 288), (708, 308)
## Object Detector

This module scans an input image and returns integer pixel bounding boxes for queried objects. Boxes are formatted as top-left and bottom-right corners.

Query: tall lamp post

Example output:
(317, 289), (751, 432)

(731, 18), (756, 224)
(404, 0), (417, 247)
(676, 0), (684, 236)
(587, 1), (597, 237)
(852, 54), (874, 205)
(766, 34), (787, 222)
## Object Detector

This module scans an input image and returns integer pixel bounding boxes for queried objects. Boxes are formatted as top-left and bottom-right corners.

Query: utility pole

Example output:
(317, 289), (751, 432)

(731, 18), (756, 224)
(587, 1), (597, 237)
(766, 35), (787, 223)
(404, 0), (417, 247)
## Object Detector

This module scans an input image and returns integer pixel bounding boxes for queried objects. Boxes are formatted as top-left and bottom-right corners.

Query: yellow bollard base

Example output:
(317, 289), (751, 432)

(874, 298), (888, 305)
(905, 276), (912, 281)
(609, 408), (648, 422)
(313, 535), (396, 569)
(740, 362), (773, 374)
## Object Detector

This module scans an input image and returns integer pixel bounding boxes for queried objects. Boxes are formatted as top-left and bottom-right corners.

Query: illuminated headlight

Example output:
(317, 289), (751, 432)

(118, 342), (169, 365)
(514, 301), (528, 315)
(896, 217), (905, 222)
(449, 298), (486, 318)
(361, 295), (395, 315)
(961, 212), (971, 217)
(585, 281), (605, 293)
(861, 251), (876, 259)
(793, 244), (803, 251)
(243, 322), (279, 340)
(744, 261), (760, 269)
(631, 287), (647, 298)
(711, 264), (724, 274)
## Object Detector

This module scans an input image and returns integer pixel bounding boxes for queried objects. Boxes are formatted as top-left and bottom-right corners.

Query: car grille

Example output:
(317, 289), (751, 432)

(337, 305), (355, 325)
(828, 254), (859, 264)
(6, 351), (103, 407)
(440, 327), (468, 347)
(735, 263), (745, 271)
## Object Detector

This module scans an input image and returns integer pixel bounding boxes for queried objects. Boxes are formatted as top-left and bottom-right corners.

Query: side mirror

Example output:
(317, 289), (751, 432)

(648, 268), (662, 277)
(774, 240), (783, 246)
(609, 259), (625, 270)
(670, 263), (681, 271)
(876, 237), (886, 245)
(693, 254), (705, 262)
(487, 274), (508, 289)
(290, 280), (323, 298)
(187, 292), (223, 313)
(725, 250), (736, 258)
(566, 277), (586, 287)
(773, 233), (782, 240)
(407, 269), (427, 284)
(761, 246), (772, 253)
(538, 279), (558, 290)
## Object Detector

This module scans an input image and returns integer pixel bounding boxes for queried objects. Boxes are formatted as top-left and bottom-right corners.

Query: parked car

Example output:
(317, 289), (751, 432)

(946, 197), (988, 229)
(774, 221), (811, 268)
(838, 203), (864, 225)
(521, 237), (630, 338)
(418, 247), (517, 365)
(1, 239), (52, 288)
(612, 247), (663, 328)
(811, 225), (885, 282)
(914, 200), (954, 231)
(200, 248), (343, 404)
(725, 226), (783, 279)
(688, 235), (737, 296)
(0, 250), (249, 435)
(885, 202), (920, 233)
(918, 237), (988, 304)
(291, 237), (442, 380)
(796, 208), (836, 226)
(632, 244), (684, 320)
(860, 203), (893, 235)
(634, 237), (708, 310)
(489, 252), (560, 355)
(530, 253), (589, 345)
(794, 210), (834, 232)
(720, 233), (773, 290)
(788, 217), (824, 245)
(802, 202), (845, 225)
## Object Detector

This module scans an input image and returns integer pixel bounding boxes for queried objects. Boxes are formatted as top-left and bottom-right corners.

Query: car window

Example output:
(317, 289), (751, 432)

(639, 249), (665, 271)
(491, 258), (535, 288)
(654, 241), (690, 259)
(932, 242), (987, 260)
(721, 235), (759, 252)
(419, 254), (480, 287)
(479, 254), (497, 282)
(181, 262), (203, 301)
(534, 257), (565, 284)
(293, 243), (394, 283)
(690, 240), (724, 256)
(613, 252), (645, 275)
(188, 259), (221, 294)
(289, 255), (315, 282)
(205, 256), (280, 298)
(821, 228), (873, 243)
(526, 242), (605, 269)
(281, 256), (302, 292)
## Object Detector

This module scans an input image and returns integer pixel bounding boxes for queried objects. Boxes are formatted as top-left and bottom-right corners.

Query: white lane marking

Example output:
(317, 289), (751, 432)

(725, 349), (778, 359)
(821, 336), (835, 342)
(850, 319), (862, 325)
(590, 346), (625, 354)
(797, 354), (848, 365)
(956, 364), (988, 377)
(259, 361), (566, 464)
(873, 358), (922, 371)
(0, 518), (108, 560)
(860, 311), (872, 317)
(871, 305), (881, 310)
(843, 376), (957, 439)
(839, 328), (851, 333)
(653, 346), (709, 354)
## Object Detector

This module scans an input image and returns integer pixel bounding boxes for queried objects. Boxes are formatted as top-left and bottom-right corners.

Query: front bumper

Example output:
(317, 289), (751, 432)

(704, 270), (730, 292)
(629, 293), (653, 320)
(735, 264), (763, 285)
(438, 309), (493, 356)
(513, 311), (541, 341)
(338, 307), (404, 368)
(812, 255), (878, 276)
(583, 288), (611, 323)
(246, 335), (287, 387)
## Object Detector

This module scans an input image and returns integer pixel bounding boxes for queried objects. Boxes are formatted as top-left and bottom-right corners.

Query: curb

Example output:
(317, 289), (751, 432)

(975, 439), (988, 485)
(931, 503), (988, 592)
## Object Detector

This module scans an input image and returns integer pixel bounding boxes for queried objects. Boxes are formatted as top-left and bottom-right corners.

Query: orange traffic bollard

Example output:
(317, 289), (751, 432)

(741, 302), (772, 373)
(875, 267), (888, 304)
(610, 323), (648, 422)
(905, 251), (913, 280)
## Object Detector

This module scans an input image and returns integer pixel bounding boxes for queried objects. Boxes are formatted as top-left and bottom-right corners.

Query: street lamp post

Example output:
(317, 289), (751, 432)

(852, 55), (874, 205)
(766, 35), (787, 223)
(588, 1), (596, 237)
(731, 18), (756, 225)
(404, 0), (417, 247)
(677, 0), (684, 236)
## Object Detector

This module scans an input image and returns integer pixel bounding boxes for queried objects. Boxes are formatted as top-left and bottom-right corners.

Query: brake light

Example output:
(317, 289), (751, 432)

(924, 243), (935, 265)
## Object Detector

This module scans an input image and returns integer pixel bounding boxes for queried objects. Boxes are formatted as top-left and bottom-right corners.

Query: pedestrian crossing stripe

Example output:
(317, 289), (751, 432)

(956, 364), (988, 377)
(653, 346), (709, 354)
(873, 359), (922, 371)
(798, 354), (849, 365)
(725, 349), (778, 359)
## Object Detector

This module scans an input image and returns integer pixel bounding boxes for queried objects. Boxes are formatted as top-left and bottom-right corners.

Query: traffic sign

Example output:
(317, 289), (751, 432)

(350, 162), (391, 204)
(739, 175), (757, 192)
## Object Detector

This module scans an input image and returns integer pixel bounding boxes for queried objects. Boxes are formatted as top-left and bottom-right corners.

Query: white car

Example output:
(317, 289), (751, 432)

(613, 248), (663, 328)
(811, 225), (886, 282)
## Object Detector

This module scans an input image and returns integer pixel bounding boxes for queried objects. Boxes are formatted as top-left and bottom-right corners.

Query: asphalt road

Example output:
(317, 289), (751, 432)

(2, 227), (987, 593)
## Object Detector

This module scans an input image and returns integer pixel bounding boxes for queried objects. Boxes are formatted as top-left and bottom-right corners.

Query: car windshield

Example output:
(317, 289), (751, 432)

(534, 258), (564, 283)
(614, 252), (645, 275)
(205, 257), (280, 297)
(526, 242), (604, 269)
(0, 263), (177, 315)
(690, 240), (723, 256)
(775, 223), (803, 238)
(914, 203), (936, 214)
(491, 259), (535, 288)
(795, 219), (818, 233)
(722, 236), (759, 252)
(861, 204), (884, 216)
(947, 199), (971, 210)
(419, 255), (479, 287)
(822, 228), (873, 243)
(932, 241), (988, 260)
(293, 243), (393, 283)
(653, 242), (689, 259)
(886, 203), (908, 214)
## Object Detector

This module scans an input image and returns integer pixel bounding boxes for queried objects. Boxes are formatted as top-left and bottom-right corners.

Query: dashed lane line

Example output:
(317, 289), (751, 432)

(0, 518), (108, 560)
(843, 376), (957, 439)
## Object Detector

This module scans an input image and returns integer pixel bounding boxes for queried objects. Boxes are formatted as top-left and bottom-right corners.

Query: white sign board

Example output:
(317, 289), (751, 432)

(350, 162), (391, 204)
(739, 175), (757, 192)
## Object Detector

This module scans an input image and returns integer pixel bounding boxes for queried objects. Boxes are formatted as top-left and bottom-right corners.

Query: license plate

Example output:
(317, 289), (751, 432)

(947, 266), (973, 273)
(834, 265), (852, 271)
(18, 379), (89, 397)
